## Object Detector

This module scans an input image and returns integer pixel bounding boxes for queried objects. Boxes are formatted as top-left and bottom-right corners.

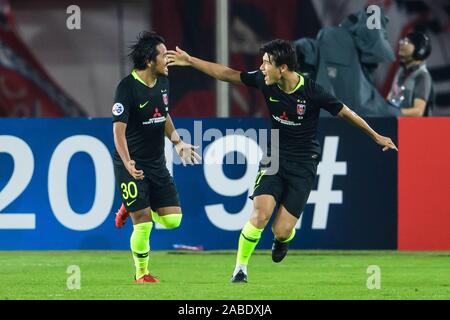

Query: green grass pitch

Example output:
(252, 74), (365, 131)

(1, 250), (449, 300)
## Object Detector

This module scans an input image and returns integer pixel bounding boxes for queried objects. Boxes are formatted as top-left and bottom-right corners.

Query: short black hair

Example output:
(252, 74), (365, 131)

(260, 39), (297, 71)
(406, 31), (431, 60)
(129, 31), (165, 70)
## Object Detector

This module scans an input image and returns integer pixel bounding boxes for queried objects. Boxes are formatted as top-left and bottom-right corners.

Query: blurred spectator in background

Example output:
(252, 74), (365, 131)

(295, 8), (400, 118)
(387, 31), (434, 117)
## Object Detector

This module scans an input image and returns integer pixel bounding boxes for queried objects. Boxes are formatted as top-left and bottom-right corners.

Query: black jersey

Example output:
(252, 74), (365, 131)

(112, 70), (170, 166)
(241, 70), (343, 160)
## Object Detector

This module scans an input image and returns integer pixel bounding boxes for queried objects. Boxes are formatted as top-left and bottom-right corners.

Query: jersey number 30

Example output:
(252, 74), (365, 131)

(120, 182), (138, 200)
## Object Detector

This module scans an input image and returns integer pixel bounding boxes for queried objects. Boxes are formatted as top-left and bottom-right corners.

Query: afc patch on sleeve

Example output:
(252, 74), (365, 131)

(112, 103), (124, 116)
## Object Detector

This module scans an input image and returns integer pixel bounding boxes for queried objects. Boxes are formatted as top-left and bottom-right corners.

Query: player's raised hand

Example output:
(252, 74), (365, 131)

(375, 134), (398, 152)
(167, 46), (191, 67)
(175, 141), (202, 166)
(126, 160), (145, 180)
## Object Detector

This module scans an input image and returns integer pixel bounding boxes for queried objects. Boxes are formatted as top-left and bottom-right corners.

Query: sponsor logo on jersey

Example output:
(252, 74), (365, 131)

(153, 108), (162, 118)
(112, 103), (124, 116)
(142, 107), (166, 125)
(272, 114), (302, 126)
(269, 96), (280, 103)
(139, 101), (149, 109)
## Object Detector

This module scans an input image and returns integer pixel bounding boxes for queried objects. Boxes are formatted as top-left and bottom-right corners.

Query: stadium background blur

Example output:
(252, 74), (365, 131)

(0, 0), (449, 300)
(3, 0), (449, 118)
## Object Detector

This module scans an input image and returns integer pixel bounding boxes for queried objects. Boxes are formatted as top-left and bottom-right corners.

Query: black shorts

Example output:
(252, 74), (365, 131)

(114, 160), (180, 212)
(250, 157), (318, 218)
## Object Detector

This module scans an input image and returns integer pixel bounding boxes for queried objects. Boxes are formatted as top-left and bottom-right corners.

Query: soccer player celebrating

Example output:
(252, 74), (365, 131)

(167, 39), (397, 283)
(112, 31), (201, 283)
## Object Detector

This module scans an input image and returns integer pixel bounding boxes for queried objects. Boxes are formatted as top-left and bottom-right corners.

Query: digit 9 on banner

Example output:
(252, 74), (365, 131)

(204, 134), (262, 231)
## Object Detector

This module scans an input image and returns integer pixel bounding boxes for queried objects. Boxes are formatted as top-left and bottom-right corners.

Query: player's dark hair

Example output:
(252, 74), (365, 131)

(260, 39), (298, 71)
(129, 31), (165, 70)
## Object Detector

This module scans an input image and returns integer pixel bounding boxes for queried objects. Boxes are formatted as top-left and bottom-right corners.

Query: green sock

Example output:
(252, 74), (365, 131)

(130, 222), (153, 279)
(280, 228), (296, 243)
(150, 210), (161, 224)
(236, 221), (264, 266)
(151, 210), (182, 229)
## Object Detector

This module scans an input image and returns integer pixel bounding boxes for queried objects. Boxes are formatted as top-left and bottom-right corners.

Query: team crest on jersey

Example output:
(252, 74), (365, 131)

(297, 104), (306, 115)
(163, 93), (169, 106)
(112, 103), (124, 116)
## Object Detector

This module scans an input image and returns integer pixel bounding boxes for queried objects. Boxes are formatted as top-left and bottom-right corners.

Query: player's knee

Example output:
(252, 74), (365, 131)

(130, 210), (151, 225)
(160, 213), (182, 229)
(272, 225), (292, 241)
(250, 206), (271, 228)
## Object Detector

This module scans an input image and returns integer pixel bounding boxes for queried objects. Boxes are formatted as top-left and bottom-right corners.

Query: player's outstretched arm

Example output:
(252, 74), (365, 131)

(167, 46), (242, 85)
(337, 105), (398, 152)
